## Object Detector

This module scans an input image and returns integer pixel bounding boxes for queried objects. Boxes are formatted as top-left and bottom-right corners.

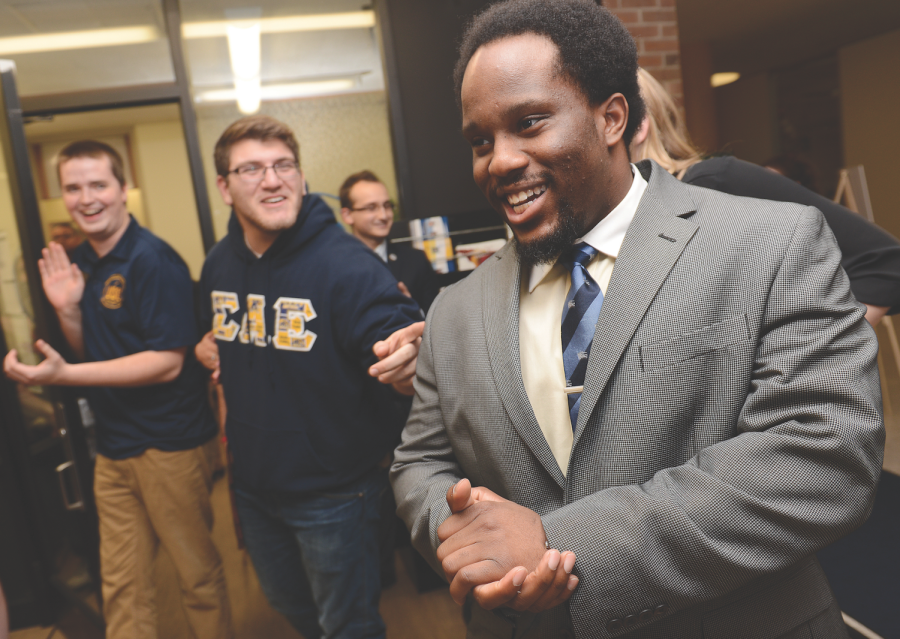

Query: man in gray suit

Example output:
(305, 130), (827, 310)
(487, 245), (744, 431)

(390, 1), (884, 637)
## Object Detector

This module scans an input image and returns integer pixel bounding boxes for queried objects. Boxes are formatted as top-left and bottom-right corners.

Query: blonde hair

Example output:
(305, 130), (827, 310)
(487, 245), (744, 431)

(631, 68), (703, 179)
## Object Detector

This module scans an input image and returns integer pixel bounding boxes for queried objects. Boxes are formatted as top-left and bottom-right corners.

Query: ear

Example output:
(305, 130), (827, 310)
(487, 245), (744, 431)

(216, 175), (234, 207)
(339, 208), (354, 226)
(299, 169), (307, 196)
(594, 93), (629, 149)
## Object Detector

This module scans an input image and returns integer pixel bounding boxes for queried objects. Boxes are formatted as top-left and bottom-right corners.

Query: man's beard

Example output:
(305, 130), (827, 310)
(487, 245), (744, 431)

(513, 199), (584, 269)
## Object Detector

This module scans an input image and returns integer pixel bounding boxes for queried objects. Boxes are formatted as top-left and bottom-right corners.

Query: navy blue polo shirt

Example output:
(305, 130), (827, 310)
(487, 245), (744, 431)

(73, 216), (216, 460)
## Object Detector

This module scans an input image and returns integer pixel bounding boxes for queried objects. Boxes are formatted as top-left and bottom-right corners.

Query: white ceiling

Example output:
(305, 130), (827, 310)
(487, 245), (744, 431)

(0, 0), (383, 97)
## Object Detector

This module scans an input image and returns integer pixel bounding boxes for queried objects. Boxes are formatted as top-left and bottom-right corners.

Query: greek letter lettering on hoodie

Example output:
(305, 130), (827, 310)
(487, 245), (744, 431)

(199, 194), (422, 493)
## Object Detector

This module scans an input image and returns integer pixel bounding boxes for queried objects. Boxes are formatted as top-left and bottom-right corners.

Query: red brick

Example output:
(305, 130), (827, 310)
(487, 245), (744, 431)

(659, 0), (676, 6)
(638, 55), (663, 68)
(662, 25), (679, 37)
(611, 9), (640, 23)
(643, 38), (680, 52)
(665, 53), (680, 66)
(620, 0), (659, 7)
(628, 25), (660, 38)
(604, 0), (620, 8)
(641, 9), (677, 22)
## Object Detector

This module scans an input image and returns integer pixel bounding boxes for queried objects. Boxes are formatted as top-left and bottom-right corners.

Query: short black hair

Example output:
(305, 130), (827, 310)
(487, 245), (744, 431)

(454, 0), (646, 147)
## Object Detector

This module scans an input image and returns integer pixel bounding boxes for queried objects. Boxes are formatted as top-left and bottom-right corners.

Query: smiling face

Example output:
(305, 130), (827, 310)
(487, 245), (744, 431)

(340, 180), (393, 249)
(461, 34), (630, 265)
(59, 155), (130, 256)
(216, 138), (305, 255)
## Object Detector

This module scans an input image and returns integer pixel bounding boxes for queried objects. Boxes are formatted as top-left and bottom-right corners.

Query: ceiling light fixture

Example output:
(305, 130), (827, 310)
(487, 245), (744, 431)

(711, 72), (741, 88)
(226, 21), (261, 114)
(0, 11), (374, 56)
(0, 26), (158, 55)
(196, 79), (356, 104)
(182, 11), (375, 39)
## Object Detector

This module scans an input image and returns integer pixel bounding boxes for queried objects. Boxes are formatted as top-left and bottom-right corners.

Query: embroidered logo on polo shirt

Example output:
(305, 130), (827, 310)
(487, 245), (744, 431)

(101, 274), (125, 309)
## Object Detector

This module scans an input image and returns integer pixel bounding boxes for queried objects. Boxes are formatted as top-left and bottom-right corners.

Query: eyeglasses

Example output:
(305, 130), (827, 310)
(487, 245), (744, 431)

(228, 161), (299, 183)
(350, 201), (395, 213)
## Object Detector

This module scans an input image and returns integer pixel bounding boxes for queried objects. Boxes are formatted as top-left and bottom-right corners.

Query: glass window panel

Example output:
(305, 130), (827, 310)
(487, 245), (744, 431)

(0, 140), (101, 616)
(23, 103), (206, 279)
(181, 0), (397, 239)
(0, 0), (174, 96)
(0, 132), (55, 439)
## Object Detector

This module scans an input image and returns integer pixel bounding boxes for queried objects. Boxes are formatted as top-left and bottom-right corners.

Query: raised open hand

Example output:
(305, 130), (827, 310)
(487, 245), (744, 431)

(38, 242), (84, 311)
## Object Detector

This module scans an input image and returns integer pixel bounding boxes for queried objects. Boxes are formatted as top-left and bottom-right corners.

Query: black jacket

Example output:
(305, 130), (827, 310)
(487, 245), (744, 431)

(386, 243), (441, 314)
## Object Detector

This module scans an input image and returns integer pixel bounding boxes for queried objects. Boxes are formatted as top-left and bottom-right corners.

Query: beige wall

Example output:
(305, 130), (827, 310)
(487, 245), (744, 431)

(839, 28), (900, 240)
(196, 91), (398, 241)
(715, 72), (778, 165)
(130, 121), (206, 278)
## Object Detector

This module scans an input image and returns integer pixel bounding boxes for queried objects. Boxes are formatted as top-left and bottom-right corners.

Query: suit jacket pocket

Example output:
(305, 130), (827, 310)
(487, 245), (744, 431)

(640, 314), (751, 371)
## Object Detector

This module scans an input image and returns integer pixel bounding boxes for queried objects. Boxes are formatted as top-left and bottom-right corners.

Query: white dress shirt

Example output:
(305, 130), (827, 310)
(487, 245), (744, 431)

(374, 241), (388, 262)
(519, 166), (648, 473)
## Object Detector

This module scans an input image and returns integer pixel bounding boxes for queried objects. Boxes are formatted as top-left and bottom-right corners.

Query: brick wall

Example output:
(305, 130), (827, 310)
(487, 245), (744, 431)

(603, 0), (684, 107)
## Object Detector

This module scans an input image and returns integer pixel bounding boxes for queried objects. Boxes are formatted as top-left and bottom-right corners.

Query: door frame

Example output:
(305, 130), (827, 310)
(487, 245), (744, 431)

(0, 60), (105, 629)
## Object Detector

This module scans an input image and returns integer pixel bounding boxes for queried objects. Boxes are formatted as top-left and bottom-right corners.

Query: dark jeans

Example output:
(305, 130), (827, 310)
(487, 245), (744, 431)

(234, 469), (387, 639)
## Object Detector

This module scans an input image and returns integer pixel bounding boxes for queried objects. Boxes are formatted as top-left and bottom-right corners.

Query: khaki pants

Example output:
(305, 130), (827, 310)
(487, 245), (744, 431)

(95, 438), (233, 639)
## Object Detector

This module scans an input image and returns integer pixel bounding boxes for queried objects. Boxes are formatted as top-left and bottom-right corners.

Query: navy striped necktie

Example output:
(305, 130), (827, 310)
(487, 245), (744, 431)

(560, 242), (603, 429)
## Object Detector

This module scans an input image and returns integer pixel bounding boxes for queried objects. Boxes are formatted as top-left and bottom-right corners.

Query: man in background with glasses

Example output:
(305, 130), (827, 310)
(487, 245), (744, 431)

(3, 140), (231, 639)
(198, 115), (422, 639)
(339, 170), (440, 314)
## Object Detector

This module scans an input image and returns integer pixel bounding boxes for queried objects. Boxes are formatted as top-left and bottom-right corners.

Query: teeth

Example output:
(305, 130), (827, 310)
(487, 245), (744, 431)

(506, 185), (546, 207)
(263, 196), (285, 203)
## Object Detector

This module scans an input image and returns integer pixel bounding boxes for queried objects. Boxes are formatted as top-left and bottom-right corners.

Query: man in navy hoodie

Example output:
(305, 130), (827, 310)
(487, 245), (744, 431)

(198, 115), (422, 639)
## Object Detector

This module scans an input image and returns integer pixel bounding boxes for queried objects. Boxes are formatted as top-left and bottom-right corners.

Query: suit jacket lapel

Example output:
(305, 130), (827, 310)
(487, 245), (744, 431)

(483, 243), (568, 489)
(574, 162), (699, 442)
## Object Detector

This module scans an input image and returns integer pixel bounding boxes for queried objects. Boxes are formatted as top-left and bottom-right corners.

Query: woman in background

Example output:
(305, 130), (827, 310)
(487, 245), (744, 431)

(632, 68), (900, 325)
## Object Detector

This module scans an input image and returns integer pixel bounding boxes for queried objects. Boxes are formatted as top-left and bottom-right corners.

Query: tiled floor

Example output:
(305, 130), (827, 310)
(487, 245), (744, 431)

(10, 471), (466, 639)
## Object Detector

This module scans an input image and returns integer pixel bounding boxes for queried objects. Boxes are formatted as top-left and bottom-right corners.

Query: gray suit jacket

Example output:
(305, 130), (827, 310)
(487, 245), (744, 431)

(391, 161), (884, 638)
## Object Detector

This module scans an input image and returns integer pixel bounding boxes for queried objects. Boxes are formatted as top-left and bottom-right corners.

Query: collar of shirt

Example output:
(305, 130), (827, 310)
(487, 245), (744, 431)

(244, 234), (263, 259)
(526, 164), (648, 293)
(374, 241), (388, 262)
(80, 214), (139, 266)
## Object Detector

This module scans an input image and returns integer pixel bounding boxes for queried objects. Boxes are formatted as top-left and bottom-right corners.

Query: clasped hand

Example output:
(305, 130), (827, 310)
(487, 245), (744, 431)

(436, 478), (578, 612)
